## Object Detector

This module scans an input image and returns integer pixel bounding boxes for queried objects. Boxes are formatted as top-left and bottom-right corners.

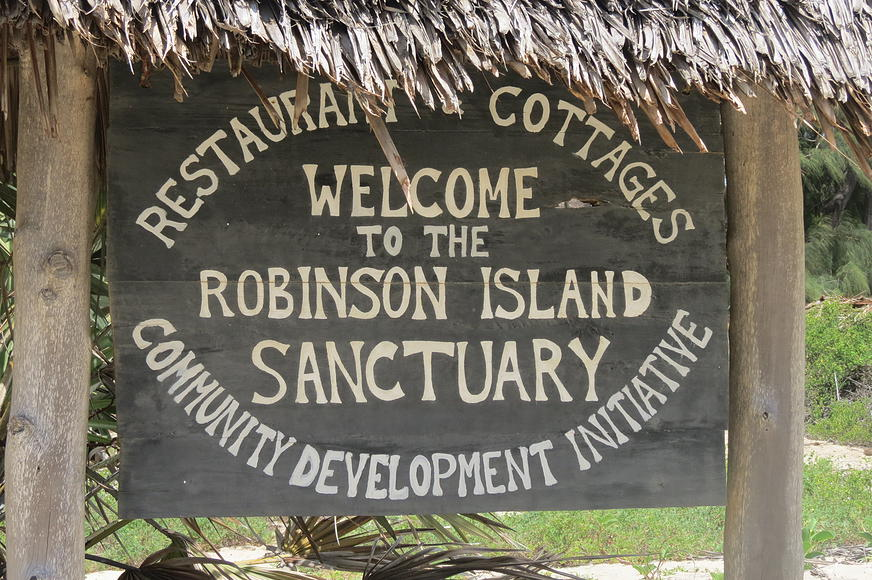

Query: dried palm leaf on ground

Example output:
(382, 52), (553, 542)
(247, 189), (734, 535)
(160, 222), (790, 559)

(360, 543), (582, 580)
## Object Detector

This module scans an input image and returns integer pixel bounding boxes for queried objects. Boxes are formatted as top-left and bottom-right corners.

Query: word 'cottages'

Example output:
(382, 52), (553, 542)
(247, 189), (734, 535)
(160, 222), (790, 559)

(109, 69), (728, 517)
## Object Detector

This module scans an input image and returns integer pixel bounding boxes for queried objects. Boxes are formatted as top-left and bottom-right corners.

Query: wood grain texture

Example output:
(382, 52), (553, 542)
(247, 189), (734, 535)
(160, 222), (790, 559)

(723, 94), (805, 578)
(108, 66), (729, 517)
(6, 41), (97, 580)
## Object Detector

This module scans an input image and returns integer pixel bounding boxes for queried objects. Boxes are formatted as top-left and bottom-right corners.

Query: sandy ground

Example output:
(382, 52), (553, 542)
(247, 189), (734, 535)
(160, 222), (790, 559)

(84, 549), (872, 580)
(804, 438), (872, 470)
(85, 440), (872, 580)
(552, 559), (872, 579)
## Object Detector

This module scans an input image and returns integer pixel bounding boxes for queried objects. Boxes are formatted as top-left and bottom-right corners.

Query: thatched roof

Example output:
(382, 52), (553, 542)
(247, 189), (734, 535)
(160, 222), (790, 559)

(0, 1), (871, 174)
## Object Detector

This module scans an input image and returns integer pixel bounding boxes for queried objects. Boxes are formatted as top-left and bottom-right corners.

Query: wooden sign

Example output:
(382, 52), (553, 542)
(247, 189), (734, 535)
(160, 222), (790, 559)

(108, 66), (728, 518)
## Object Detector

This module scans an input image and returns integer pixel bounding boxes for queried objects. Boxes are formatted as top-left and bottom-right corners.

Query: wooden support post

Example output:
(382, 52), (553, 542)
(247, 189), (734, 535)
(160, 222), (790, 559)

(723, 92), (805, 578)
(6, 40), (97, 580)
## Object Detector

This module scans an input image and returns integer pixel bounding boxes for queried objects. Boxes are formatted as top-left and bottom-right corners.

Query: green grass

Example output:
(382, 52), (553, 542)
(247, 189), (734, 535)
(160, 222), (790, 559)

(502, 506), (724, 560)
(502, 458), (871, 561)
(803, 459), (872, 541)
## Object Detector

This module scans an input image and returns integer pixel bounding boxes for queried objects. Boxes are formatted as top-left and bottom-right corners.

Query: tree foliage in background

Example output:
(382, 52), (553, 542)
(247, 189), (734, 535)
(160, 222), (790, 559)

(805, 218), (872, 299)
(800, 126), (872, 301)
(799, 124), (872, 447)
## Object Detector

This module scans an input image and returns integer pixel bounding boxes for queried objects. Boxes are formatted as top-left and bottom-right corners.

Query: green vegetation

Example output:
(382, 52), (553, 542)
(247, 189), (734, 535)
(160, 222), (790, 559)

(800, 127), (872, 301)
(503, 507), (723, 560)
(804, 299), (872, 444)
(807, 400), (872, 445)
(800, 126), (871, 446)
(805, 219), (872, 300)
(802, 460), (872, 541)
(502, 459), (871, 561)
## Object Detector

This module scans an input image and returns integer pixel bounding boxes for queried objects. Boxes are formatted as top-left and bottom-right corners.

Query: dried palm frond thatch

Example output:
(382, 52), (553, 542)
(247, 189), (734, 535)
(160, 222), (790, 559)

(0, 1), (870, 176)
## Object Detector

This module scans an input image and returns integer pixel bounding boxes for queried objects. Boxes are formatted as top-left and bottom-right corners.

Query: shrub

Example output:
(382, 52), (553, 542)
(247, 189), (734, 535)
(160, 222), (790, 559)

(807, 400), (872, 445)
(805, 300), (872, 420)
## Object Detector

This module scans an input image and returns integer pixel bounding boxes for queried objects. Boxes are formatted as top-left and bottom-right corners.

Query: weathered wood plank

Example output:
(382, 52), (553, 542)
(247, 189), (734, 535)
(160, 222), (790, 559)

(6, 41), (97, 580)
(723, 93), (805, 578)
(109, 66), (729, 517)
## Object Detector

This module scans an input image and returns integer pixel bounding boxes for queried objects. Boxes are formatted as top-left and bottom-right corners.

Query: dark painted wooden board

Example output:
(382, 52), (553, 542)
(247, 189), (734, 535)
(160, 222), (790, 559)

(108, 65), (728, 518)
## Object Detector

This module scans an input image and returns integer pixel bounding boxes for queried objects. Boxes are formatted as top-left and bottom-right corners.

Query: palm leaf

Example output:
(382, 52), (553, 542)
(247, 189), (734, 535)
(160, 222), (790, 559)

(231, 566), (327, 580)
(86, 554), (229, 580)
(360, 543), (581, 580)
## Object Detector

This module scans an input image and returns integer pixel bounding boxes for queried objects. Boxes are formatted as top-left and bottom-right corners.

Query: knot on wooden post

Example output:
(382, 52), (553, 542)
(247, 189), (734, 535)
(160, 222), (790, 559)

(39, 287), (57, 302)
(9, 414), (35, 436)
(44, 250), (74, 278)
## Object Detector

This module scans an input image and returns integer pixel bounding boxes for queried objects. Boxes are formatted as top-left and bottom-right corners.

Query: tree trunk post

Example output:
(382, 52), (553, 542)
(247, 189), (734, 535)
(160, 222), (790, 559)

(722, 93), (806, 578)
(6, 39), (97, 580)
